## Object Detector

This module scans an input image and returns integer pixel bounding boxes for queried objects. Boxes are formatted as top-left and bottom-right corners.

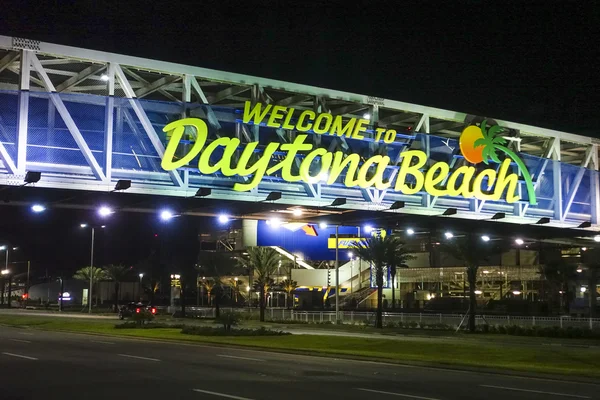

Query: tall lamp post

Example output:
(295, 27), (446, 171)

(138, 273), (144, 301)
(1, 245), (18, 307)
(81, 217), (109, 313)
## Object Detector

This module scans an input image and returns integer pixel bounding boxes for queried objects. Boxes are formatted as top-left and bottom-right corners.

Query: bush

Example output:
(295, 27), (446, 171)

(129, 309), (154, 326)
(115, 322), (185, 329)
(215, 311), (241, 332)
(181, 326), (291, 337)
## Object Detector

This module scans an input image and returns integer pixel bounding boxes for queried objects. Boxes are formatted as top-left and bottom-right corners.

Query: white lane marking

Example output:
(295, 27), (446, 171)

(192, 389), (255, 400)
(18, 332), (33, 336)
(356, 388), (440, 400)
(2, 352), (38, 360)
(480, 385), (591, 399)
(117, 354), (160, 362)
(217, 354), (264, 362)
(91, 340), (115, 345)
(10, 339), (31, 343)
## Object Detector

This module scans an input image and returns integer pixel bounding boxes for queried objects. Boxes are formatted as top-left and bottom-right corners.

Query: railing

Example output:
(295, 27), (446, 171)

(182, 307), (600, 329)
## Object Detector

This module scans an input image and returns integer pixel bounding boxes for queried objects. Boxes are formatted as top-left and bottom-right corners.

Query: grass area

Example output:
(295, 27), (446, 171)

(0, 314), (599, 379)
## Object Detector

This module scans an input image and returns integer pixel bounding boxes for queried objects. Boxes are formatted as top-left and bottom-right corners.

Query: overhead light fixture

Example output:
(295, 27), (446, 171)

(390, 201), (405, 210)
(24, 171), (41, 184)
(364, 225), (374, 233)
(195, 188), (212, 197)
(481, 235), (490, 242)
(100, 74), (109, 81)
(160, 210), (174, 221)
(536, 217), (550, 224)
(266, 217), (282, 227)
(363, 113), (370, 120)
(217, 214), (230, 224)
(113, 179), (131, 191)
(265, 191), (282, 202)
(492, 212), (505, 220)
(580, 287), (587, 293)
(319, 222), (328, 229)
(442, 208), (457, 216)
(512, 290), (521, 295)
(594, 235), (600, 242)
(80, 223), (88, 228)
(406, 228), (415, 235)
(31, 204), (46, 213)
(292, 209), (303, 217)
(577, 268), (583, 273)
(444, 231), (454, 239)
(331, 197), (346, 207)
(515, 238), (524, 245)
(578, 221), (592, 228)
(98, 206), (113, 217)
(474, 290), (482, 295)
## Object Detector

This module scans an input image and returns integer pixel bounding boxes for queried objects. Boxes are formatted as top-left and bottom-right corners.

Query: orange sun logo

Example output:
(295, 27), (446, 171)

(459, 125), (485, 164)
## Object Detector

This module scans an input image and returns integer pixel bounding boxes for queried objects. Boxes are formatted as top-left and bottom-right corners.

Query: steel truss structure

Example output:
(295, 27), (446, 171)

(0, 36), (599, 230)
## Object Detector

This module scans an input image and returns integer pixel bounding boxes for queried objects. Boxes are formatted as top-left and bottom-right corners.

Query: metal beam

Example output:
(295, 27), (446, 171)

(135, 75), (180, 98)
(55, 64), (106, 92)
(121, 67), (179, 102)
(114, 64), (183, 187)
(29, 52), (106, 181)
(0, 51), (19, 74)
(209, 85), (250, 104)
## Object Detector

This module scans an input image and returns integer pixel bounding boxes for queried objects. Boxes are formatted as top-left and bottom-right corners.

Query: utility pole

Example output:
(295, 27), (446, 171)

(89, 227), (95, 314)
(335, 225), (339, 323)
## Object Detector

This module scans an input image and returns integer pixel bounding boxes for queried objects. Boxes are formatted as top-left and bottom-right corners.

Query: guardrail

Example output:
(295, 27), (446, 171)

(181, 307), (600, 329)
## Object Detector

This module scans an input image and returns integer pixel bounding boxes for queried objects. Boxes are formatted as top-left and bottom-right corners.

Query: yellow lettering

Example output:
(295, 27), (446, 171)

(472, 169), (497, 200)
(357, 155), (391, 189)
(375, 128), (386, 142)
(233, 142), (280, 191)
(299, 149), (333, 182)
(282, 108), (295, 129)
(352, 118), (369, 139)
(328, 152), (360, 186)
(197, 137), (239, 175)
(242, 101), (272, 125)
(266, 105), (287, 128)
(297, 110), (315, 132)
(395, 150), (427, 194)
(161, 118), (208, 170)
(313, 113), (333, 134)
(424, 162), (449, 196)
(383, 129), (396, 144)
(446, 166), (476, 197)
(491, 159), (520, 203)
(330, 116), (356, 137)
(266, 135), (312, 181)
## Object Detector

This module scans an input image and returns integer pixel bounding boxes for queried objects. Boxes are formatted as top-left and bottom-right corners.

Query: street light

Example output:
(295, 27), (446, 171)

(97, 206), (113, 217)
(31, 204), (46, 213)
(80, 224), (105, 313)
(139, 273), (144, 301)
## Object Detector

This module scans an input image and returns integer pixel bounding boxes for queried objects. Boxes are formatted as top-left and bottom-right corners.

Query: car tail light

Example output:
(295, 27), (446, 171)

(151, 308), (156, 314)
(136, 308), (140, 313)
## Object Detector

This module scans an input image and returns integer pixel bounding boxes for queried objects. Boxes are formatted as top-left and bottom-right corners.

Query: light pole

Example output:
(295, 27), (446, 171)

(1, 246), (18, 307)
(139, 273), (144, 301)
(80, 223), (106, 313)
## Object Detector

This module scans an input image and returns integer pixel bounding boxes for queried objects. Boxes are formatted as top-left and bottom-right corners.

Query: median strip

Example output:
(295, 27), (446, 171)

(117, 354), (160, 362)
(9, 339), (31, 343)
(217, 354), (264, 362)
(479, 385), (590, 399)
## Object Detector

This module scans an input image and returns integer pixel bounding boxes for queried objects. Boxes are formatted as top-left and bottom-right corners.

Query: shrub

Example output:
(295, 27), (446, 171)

(115, 322), (185, 329)
(181, 326), (291, 336)
(129, 309), (154, 326)
(384, 321), (397, 329)
(215, 311), (241, 332)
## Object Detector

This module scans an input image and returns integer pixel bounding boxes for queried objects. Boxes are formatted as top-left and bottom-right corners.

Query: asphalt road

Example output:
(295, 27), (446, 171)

(0, 326), (597, 400)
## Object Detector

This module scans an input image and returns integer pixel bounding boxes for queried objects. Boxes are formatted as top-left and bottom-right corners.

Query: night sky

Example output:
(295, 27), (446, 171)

(0, 1), (598, 277)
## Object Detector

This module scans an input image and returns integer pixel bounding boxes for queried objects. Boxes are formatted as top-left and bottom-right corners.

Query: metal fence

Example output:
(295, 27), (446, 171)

(181, 307), (600, 329)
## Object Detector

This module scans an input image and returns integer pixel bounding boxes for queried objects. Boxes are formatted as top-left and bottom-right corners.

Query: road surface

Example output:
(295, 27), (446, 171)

(0, 326), (596, 400)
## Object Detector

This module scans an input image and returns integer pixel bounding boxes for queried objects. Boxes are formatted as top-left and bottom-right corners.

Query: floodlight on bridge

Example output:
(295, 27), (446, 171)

(536, 217), (550, 225)
(578, 221), (592, 228)
(113, 179), (131, 191)
(24, 171), (41, 185)
(442, 208), (457, 216)
(330, 197), (346, 207)
(389, 201), (405, 210)
(265, 191), (282, 202)
(194, 188), (211, 197)
(492, 212), (505, 220)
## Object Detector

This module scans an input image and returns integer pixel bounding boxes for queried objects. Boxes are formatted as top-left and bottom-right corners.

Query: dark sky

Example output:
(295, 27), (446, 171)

(0, 0), (598, 277)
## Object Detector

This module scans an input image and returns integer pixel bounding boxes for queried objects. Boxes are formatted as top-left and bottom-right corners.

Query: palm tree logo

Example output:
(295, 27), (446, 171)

(459, 120), (537, 205)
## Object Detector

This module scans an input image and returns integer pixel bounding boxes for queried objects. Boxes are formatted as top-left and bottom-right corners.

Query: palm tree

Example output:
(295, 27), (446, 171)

(474, 120), (537, 205)
(202, 279), (215, 306)
(238, 247), (282, 321)
(280, 278), (298, 309)
(352, 235), (413, 328)
(387, 241), (415, 310)
(229, 278), (242, 305)
(73, 266), (108, 306)
(102, 264), (130, 312)
(443, 235), (499, 332)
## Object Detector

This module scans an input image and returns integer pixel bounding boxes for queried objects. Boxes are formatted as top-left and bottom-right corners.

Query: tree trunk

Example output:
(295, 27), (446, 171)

(467, 267), (477, 332)
(215, 290), (221, 318)
(376, 266), (383, 329)
(391, 267), (396, 310)
(113, 282), (119, 312)
(259, 286), (265, 322)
